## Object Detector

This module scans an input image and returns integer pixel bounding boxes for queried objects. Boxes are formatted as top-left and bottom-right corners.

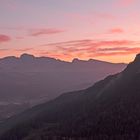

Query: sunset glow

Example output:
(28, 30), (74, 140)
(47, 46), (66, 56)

(0, 0), (140, 63)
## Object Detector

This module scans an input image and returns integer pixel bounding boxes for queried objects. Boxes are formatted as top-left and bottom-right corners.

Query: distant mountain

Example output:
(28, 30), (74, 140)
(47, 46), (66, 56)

(0, 53), (126, 104)
(0, 54), (140, 140)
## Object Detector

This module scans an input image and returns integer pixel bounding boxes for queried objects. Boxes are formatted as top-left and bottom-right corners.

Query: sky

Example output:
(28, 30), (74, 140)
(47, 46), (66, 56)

(0, 0), (140, 63)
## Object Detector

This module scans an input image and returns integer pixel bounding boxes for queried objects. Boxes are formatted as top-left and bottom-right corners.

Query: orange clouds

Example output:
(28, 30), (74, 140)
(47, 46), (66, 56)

(98, 47), (140, 52)
(0, 34), (11, 43)
(41, 39), (140, 61)
(46, 40), (135, 49)
(108, 28), (124, 34)
(95, 47), (140, 57)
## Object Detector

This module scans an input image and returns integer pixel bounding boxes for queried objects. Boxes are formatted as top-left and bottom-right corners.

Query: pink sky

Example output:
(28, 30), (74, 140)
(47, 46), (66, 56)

(0, 0), (140, 63)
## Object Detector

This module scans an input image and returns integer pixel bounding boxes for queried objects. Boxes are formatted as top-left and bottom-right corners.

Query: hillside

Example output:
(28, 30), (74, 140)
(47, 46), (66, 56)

(3, 54), (140, 140)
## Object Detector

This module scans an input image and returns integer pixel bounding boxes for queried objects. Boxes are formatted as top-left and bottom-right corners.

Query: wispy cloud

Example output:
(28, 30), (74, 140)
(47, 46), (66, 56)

(29, 28), (65, 37)
(98, 47), (139, 52)
(0, 27), (65, 38)
(108, 28), (124, 34)
(41, 39), (140, 60)
(0, 34), (11, 43)
(45, 40), (135, 49)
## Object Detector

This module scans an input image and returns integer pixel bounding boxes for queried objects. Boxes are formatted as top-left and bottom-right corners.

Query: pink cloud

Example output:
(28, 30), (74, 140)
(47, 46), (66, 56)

(92, 50), (140, 57)
(0, 27), (65, 37)
(98, 47), (140, 52)
(45, 40), (135, 49)
(41, 39), (140, 61)
(0, 34), (11, 43)
(30, 28), (65, 37)
(93, 40), (134, 47)
(108, 28), (124, 34)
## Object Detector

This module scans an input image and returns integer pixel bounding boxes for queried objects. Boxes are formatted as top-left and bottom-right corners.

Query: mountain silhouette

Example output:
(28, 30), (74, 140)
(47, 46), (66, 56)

(0, 54), (125, 104)
(0, 54), (140, 140)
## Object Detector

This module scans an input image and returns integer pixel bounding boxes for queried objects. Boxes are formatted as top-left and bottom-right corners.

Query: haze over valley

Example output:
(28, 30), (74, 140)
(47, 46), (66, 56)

(0, 54), (126, 122)
(0, 0), (140, 139)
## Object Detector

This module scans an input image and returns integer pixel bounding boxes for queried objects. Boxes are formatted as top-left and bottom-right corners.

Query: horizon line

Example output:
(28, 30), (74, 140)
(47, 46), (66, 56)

(0, 53), (128, 64)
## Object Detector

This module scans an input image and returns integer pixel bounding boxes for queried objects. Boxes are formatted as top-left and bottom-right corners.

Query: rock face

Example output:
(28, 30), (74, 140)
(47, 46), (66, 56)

(123, 54), (140, 75)
(3, 54), (140, 140)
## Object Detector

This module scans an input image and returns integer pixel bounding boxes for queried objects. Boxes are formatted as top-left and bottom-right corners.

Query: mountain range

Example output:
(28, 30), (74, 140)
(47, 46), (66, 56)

(0, 53), (126, 104)
(0, 54), (126, 123)
(0, 54), (140, 140)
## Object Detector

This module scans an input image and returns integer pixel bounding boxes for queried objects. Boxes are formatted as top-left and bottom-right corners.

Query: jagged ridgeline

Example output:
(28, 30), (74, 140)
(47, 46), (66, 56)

(0, 53), (125, 104)
(1, 54), (140, 140)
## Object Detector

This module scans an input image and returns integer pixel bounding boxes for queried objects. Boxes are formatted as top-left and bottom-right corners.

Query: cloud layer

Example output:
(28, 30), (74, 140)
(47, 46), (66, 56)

(41, 39), (140, 61)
